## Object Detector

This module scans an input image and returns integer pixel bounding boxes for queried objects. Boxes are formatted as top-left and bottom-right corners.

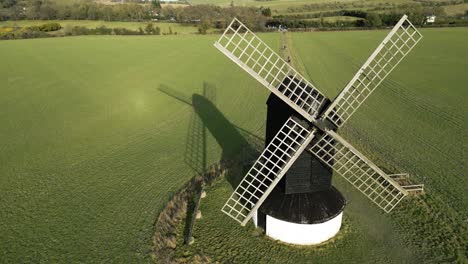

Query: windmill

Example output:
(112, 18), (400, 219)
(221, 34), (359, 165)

(214, 15), (425, 245)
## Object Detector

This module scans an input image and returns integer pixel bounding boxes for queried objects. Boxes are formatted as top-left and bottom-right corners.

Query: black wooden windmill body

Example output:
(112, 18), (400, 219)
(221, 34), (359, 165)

(214, 16), (424, 243)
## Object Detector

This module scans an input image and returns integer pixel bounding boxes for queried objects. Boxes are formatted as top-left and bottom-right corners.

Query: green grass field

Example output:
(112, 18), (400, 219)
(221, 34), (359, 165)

(0, 34), (274, 262)
(292, 28), (467, 212)
(0, 28), (467, 263)
(177, 28), (468, 263)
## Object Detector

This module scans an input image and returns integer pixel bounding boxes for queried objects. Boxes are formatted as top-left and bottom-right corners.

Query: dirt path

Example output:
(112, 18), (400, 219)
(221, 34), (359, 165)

(279, 31), (315, 84)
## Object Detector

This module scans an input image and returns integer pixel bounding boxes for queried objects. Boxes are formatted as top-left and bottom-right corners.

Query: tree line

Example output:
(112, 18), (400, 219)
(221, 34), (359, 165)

(283, 0), (464, 14)
(0, 1), (269, 31)
(271, 6), (467, 29)
(0, 20), (185, 40)
(1, 0), (466, 35)
(161, 5), (268, 31)
(0, 0), (267, 29)
(274, 6), (451, 25)
(0, 0), (157, 21)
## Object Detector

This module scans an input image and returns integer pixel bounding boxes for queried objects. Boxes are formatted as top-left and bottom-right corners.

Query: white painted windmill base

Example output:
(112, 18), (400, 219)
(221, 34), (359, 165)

(252, 211), (343, 245)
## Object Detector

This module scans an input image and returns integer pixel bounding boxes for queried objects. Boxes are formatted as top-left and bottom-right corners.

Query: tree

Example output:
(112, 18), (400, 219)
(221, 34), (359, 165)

(25, 0), (43, 20)
(101, 5), (112, 21)
(87, 4), (99, 20)
(432, 6), (446, 17)
(39, 2), (58, 20)
(198, 20), (210, 34)
(261, 7), (271, 17)
(145, 23), (155, 34)
(1, 0), (16, 8)
(56, 5), (72, 20)
(366, 13), (382, 27)
(381, 12), (401, 26)
(70, 3), (88, 20)
(151, 0), (161, 9)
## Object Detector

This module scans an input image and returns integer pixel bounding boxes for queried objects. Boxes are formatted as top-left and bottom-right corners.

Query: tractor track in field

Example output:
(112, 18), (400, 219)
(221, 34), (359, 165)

(286, 32), (464, 169)
(383, 78), (464, 127)
(288, 31), (465, 171)
(285, 31), (466, 210)
(309, 34), (464, 128)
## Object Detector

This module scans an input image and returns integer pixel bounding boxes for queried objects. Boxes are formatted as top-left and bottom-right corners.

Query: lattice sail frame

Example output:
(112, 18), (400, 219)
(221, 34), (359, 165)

(222, 118), (315, 225)
(218, 15), (422, 225)
(214, 18), (327, 122)
(309, 130), (408, 212)
(323, 15), (423, 127)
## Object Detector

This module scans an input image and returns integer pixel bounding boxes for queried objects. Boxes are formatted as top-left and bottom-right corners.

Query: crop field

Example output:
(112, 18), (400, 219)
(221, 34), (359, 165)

(444, 3), (468, 16)
(178, 28), (468, 263)
(0, 34), (275, 262)
(0, 28), (467, 263)
(291, 28), (467, 212)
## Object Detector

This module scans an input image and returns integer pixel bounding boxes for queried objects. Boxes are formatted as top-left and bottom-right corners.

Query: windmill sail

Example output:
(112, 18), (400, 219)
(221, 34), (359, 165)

(323, 15), (423, 128)
(217, 15), (423, 226)
(214, 18), (327, 122)
(309, 130), (408, 212)
(222, 117), (315, 225)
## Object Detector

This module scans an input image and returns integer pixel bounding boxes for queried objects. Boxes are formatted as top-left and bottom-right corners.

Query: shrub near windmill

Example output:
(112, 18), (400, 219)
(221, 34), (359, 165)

(214, 15), (424, 245)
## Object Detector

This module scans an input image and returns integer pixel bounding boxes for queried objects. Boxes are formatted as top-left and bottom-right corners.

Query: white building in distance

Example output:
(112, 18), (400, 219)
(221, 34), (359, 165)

(426, 15), (436, 23)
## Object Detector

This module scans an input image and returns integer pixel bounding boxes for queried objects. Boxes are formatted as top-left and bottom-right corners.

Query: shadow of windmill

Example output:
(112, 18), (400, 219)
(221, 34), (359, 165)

(158, 82), (264, 187)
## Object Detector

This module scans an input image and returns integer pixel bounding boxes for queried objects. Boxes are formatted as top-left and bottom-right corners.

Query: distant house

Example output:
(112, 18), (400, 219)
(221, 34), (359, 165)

(426, 15), (436, 23)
